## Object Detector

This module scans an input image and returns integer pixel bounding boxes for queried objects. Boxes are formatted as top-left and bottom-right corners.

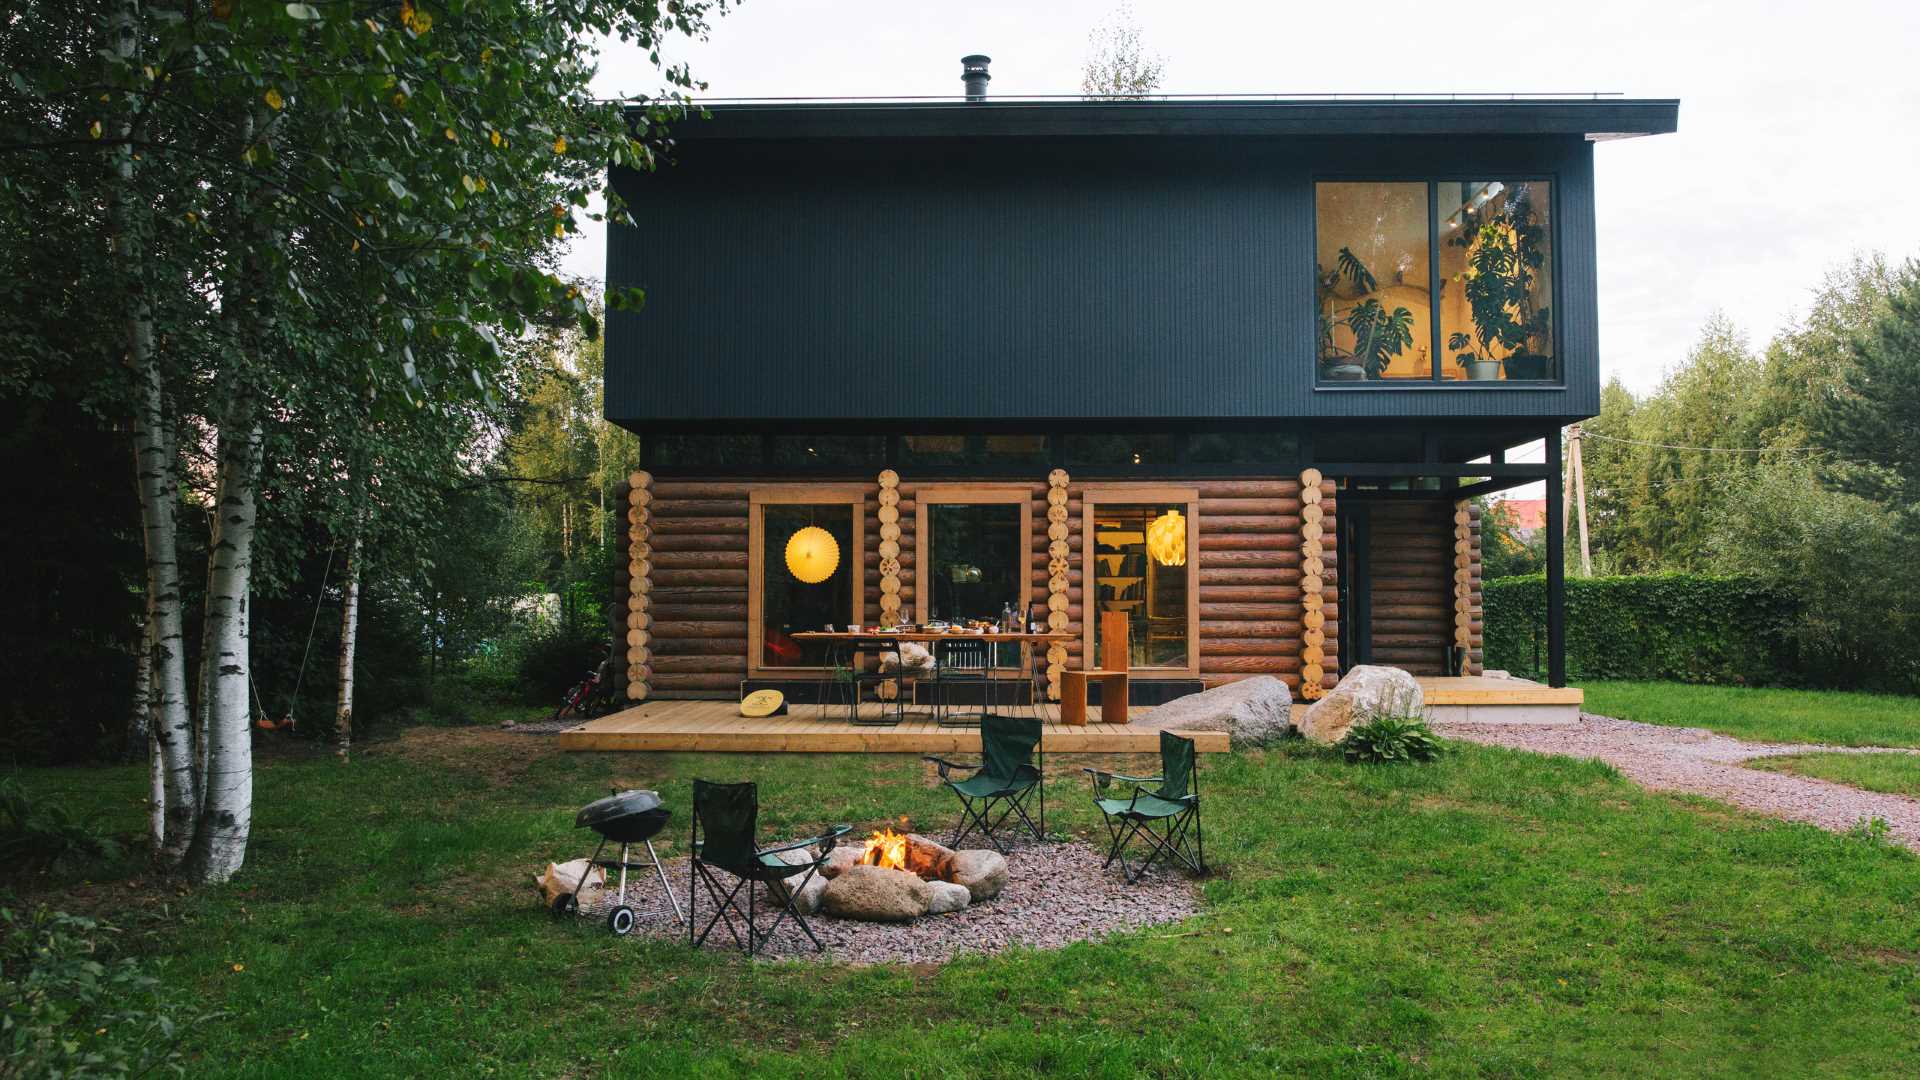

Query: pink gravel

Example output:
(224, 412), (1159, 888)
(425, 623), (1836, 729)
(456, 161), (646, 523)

(1440, 712), (1920, 851)
(562, 838), (1200, 965)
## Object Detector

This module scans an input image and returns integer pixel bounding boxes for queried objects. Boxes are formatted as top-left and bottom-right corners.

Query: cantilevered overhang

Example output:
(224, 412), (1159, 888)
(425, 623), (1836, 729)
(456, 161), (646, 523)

(640, 96), (1680, 142)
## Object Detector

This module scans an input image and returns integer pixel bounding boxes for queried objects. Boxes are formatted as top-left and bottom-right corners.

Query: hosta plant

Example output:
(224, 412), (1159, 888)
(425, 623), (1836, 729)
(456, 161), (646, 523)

(1340, 714), (1446, 764)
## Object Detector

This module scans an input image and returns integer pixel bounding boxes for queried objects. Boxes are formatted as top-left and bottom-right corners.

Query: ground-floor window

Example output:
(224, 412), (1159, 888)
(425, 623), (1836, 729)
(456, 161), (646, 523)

(1082, 486), (1199, 676)
(915, 486), (1032, 667)
(749, 487), (863, 673)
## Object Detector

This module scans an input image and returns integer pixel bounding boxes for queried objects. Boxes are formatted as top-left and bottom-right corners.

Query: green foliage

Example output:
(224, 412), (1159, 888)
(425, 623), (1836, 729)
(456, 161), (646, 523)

(1316, 247), (1414, 378)
(0, 907), (199, 1078)
(1817, 259), (1920, 536)
(0, 778), (122, 880)
(1340, 713), (1446, 764)
(1484, 573), (1803, 685)
(513, 623), (609, 707)
(1751, 753), (1920, 798)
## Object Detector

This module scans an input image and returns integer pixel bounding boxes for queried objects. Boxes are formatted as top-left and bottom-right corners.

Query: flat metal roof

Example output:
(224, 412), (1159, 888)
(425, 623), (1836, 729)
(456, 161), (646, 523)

(637, 95), (1680, 141)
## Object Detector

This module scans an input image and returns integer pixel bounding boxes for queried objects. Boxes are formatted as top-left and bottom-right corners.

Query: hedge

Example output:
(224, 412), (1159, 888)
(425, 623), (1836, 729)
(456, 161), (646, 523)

(1483, 573), (1804, 686)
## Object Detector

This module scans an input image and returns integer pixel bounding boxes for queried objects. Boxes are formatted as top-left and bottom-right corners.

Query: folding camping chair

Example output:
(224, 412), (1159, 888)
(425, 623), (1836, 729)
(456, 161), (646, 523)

(922, 713), (1044, 853)
(688, 779), (851, 956)
(1085, 730), (1205, 883)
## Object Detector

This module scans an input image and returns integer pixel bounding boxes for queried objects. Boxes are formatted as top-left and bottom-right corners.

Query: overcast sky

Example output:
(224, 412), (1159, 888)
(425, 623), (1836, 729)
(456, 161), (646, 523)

(564, 0), (1920, 397)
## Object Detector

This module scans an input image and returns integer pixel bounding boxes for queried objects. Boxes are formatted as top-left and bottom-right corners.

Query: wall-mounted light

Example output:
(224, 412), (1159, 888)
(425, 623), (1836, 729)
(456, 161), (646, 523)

(785, 526), (840, 584)
(1146, 509), (1186, 566)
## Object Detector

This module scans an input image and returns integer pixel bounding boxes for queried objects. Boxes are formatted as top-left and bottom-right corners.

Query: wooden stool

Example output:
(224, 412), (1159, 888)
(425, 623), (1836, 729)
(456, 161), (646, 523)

(1060, 669), (1129, 726)
(1062, 610), (1132, 725)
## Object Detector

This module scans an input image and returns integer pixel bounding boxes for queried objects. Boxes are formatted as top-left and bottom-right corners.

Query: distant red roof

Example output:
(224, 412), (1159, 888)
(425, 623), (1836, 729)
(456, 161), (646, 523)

(1493, 499), (1547, 531)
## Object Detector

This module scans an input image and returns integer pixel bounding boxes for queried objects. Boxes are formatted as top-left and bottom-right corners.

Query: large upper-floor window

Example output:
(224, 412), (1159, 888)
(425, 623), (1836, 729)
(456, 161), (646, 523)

(1317, 180), (1555, 384)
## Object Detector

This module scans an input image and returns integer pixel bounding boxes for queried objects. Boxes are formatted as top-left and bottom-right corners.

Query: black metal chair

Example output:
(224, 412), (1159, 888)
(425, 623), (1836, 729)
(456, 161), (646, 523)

(688, 779), (850, 956)
(922, 714), (1045, 853)
(848, 636), (906, 726)
(932, 637), (991, 727)
(1085, 730), (1205, 884)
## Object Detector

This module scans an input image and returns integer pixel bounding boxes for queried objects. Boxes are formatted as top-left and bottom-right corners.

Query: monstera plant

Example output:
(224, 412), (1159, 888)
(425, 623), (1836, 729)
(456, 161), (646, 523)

(1447, 185), (1552, 380)
(1317, 246), (1415, 380)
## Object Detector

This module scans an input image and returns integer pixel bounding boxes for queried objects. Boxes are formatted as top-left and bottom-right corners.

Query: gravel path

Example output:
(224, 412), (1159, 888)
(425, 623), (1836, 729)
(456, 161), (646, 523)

(1440, 712), (1920, 851)
(563, 837), (1200, 965)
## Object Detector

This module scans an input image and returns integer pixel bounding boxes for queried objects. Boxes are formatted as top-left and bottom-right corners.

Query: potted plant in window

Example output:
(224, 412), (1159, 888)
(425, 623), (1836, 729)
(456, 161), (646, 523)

(1447, 184), (1551, 381)
(1317, 247), (1414, 381)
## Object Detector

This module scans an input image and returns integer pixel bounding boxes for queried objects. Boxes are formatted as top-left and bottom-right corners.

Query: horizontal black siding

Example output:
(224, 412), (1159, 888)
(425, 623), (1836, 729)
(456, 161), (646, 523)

(605, 134), (1599, 426)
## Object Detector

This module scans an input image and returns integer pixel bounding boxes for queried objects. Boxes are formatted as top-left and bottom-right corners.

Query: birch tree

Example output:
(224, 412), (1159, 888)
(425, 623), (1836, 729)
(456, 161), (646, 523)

(4, 0), (727, 882)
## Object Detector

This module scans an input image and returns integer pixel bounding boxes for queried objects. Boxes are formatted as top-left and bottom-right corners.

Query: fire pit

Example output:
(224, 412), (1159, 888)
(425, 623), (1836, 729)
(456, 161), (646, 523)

(804, 828), (1008, 923)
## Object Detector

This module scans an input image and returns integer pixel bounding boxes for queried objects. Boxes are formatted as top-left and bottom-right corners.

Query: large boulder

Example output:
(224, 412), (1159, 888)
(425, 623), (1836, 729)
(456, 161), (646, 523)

(821, 865), (932, 922)
(1152, 675), (1293, 748)
(949, 849), (1008, 902)
(1298, 664), (1424, 745)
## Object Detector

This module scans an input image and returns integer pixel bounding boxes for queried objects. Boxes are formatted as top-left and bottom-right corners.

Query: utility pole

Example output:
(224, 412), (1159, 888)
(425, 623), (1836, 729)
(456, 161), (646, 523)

(1567, 424), (1592, 577)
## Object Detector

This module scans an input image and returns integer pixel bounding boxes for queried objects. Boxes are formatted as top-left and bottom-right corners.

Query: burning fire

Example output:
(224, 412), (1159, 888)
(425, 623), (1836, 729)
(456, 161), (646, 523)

(860, 827), (909, 871)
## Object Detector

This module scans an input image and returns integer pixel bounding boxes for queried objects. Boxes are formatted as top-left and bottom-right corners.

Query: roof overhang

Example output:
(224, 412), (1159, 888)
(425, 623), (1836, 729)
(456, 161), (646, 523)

(636, 96), (1680, 142)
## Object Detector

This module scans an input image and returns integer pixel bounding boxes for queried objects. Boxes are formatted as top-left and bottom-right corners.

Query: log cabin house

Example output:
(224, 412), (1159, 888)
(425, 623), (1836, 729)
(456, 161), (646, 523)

(590, 62), (1678, 739)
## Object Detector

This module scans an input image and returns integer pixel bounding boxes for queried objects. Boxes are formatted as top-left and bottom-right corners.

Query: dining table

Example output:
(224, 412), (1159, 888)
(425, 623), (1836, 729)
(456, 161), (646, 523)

(791, 629), (1074, 726)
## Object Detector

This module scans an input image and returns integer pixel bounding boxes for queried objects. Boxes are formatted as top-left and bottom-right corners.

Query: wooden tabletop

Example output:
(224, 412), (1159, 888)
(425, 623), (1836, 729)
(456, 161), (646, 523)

(791, 630), (1073, 643)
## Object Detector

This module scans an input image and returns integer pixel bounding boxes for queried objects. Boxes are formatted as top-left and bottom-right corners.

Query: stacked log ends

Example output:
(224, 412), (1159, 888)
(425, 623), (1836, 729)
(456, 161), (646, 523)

(1453, 499), (1473, 676)
(1297, 467), (1326, 701)
(625, 470), (653, 702)
(1044, 468), (1071, 701)
(876, 469), (901, 700)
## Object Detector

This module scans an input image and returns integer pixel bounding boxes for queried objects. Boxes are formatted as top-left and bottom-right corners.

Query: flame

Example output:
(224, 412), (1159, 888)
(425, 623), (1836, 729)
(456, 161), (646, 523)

(861, 827), (909, 871)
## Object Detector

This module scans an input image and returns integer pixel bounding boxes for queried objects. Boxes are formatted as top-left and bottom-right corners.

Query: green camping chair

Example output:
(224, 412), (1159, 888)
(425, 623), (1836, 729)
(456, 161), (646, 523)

(688, 779), (850, 956)
(922, 713), (1044, 853)
(1085, 730), (1205, 883)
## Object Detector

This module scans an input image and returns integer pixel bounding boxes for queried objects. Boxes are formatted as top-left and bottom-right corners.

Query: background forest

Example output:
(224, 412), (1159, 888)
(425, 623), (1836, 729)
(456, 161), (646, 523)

(1482, 254), (1920, 690)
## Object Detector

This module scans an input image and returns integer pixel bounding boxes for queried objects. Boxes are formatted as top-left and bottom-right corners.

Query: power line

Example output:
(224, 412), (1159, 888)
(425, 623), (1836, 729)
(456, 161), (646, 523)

(1582, 432), (1828, 455)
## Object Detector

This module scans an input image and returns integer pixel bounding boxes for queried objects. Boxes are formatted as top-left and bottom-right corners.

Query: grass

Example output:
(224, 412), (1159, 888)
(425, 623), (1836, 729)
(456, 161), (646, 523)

(7, 717), (1920, 1077)
(1749, 751), (1920, 797)
(1579, 680), (1920, 747)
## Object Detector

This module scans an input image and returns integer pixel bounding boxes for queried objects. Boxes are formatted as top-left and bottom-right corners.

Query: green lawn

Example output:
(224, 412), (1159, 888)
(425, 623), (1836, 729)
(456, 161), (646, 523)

(1580, 680), (1920, 747)
(1749, 751), (1920, 797)
(9, 723), (1920, 1077)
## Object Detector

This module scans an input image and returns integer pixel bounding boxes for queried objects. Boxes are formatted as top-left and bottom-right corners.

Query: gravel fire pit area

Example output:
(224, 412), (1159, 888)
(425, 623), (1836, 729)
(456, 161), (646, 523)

(565, 836), (1200, 965)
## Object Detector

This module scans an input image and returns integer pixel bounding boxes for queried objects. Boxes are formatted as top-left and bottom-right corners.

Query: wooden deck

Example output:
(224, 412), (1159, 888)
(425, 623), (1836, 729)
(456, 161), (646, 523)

(557, 677), (1582, 753)
(558, 699), (1231, 754)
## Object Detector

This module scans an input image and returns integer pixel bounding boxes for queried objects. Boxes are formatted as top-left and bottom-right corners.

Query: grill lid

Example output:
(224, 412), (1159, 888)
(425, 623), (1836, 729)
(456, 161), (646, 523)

(575, 789), (665, 830)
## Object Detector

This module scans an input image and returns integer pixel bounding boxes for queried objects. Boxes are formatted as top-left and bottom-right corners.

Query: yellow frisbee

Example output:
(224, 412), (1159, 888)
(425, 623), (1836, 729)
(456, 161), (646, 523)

(739, 689), (787, 718)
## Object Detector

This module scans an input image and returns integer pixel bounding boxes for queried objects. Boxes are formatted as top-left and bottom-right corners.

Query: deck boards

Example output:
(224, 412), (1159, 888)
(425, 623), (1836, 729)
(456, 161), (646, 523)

(556, 677), (1580, 753)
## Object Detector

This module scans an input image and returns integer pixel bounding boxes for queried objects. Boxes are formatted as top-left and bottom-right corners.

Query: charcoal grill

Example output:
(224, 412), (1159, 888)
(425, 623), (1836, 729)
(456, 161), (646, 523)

(558, 788), (684, 935)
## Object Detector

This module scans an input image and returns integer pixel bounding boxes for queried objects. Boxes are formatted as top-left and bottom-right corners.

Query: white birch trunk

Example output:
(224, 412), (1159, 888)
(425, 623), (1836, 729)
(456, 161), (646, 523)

(184, 414), (262, 884)
(109, 0), (198, 866)
(335, 525), (363, 760)
(128, 610), (152, 760)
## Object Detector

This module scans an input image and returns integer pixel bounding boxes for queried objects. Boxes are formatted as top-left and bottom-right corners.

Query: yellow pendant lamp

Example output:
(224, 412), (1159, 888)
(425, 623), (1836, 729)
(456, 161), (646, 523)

(1146, 509), (1186, 566)
(784, 525), (840, 584)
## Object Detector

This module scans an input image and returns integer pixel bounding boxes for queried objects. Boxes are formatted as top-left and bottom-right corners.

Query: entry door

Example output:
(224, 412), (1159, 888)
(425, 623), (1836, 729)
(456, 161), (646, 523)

(1336, 499), (1454, 676)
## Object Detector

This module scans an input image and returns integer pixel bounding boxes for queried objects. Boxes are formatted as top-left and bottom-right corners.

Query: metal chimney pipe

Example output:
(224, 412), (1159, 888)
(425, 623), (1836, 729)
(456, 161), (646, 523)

(960, 54), (992, 102)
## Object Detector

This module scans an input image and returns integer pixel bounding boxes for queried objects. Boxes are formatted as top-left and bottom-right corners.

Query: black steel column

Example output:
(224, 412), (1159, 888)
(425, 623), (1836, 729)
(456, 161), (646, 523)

(1544, 428), (1567, 687)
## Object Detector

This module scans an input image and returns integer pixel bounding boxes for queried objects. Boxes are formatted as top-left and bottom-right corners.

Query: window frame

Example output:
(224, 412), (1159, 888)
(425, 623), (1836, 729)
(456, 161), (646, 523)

(1079, 485), (1201, 679)
(914, 485), (1033, 676)
(1311, 175), (1563, 390)
(747, 485), (866, 678)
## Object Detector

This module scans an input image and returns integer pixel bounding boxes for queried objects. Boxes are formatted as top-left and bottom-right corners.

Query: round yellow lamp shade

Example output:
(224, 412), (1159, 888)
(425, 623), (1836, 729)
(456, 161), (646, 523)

(784, 525), (840, 584)
(1147, 509), (1186, 566)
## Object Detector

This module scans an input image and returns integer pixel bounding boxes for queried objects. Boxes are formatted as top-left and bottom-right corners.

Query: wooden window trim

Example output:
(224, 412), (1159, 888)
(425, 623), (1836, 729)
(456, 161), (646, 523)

(1079, 485), (1201, 679)
(747, 485), (867, 678)
(914, 486), (1033, 679)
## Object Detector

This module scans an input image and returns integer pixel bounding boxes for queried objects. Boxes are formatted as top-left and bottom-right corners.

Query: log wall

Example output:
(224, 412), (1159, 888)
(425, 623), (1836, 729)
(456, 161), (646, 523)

(628, 472), (1361, 699)
(1361, 499), (1482, 676)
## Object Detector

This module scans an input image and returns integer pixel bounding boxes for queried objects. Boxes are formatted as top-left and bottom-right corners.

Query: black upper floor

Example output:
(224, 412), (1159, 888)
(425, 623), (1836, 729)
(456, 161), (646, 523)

(603, 97), (1677, 434)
